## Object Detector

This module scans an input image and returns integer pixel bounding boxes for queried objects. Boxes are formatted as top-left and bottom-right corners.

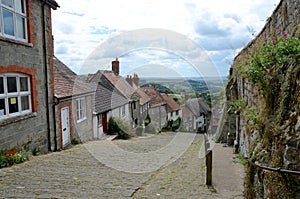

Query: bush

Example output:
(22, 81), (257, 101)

(172, 117), (182, 131)
(0, 149), (31, 168)
(108, 117), (135, 139)
(144, 114), (151, 126)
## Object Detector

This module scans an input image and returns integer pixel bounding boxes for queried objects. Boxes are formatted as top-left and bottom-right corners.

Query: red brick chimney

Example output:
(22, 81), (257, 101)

(126, 75), (133, 86)
(112, 57), (119, 76)
(133, 73), (139, 87)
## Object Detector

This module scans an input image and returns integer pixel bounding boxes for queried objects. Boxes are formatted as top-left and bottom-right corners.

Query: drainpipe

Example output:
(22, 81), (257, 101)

(52, 97), (59, 151)
(42, 2), (52, 151)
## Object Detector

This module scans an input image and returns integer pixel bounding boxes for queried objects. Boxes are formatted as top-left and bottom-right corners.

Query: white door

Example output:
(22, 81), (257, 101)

(61, 107), (70, 147)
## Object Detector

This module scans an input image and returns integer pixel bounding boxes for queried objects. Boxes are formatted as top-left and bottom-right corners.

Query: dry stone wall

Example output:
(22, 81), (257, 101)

(218, 0), (300, 198)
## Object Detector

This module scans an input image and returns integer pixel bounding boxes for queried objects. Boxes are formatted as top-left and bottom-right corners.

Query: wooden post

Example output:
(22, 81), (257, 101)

(206, 149), (212, 185)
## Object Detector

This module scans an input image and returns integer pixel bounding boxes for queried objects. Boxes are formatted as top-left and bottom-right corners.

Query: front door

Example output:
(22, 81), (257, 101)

(61, 107), (70, 147)
(102, 112), (107, 133)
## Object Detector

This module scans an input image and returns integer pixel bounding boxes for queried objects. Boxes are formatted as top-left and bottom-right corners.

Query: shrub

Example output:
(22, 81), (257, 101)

(0, 149), (31, 168)
(172, 117), (182, 131)
(108, 117), (135, 139)
(144, 114), (151, 126)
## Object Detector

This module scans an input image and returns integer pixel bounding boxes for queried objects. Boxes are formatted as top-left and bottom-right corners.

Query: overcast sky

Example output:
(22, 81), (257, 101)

(52, 0), (280, 78)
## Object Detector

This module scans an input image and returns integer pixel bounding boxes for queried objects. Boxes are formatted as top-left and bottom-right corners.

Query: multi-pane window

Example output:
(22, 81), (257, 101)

(76, 97), (86, 122)
(0, 0), (27, 41)
(0, 73), (31, 120)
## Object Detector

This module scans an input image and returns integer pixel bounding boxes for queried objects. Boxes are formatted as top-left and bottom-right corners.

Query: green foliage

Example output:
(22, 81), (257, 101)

(108, 117), (135, 139)
(246, 35), (300, 95)
(236, 153), (247, 166)
(71, 137), (81, 145)
(0, 149), (31, 168)
(229, 99), (246, 113)
(144, 114), (151, 126)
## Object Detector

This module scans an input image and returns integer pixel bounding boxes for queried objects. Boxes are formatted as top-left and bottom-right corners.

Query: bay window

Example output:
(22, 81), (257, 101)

(0, 73), (32, 120)
(0, 0), (27, 41)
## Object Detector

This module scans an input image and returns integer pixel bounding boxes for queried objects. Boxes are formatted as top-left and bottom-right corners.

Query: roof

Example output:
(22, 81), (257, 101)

(185, 98), (211, 116)
(53, 57), (96, 99)
(44, 0), (60, 9)
(162, 94), (181, 112)
(141, 87), (166, 108)
(134, 88), (151, 106)
(94, 83), (129, 114)
(101, 71), (135, 99)
(181, 104), (194, 117)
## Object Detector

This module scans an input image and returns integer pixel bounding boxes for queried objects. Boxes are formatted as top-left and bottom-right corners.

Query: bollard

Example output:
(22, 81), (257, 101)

(206, 149), (212, 185)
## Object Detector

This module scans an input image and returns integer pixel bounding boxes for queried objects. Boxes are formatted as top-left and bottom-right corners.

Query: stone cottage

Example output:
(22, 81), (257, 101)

(181, 98), (211, 133)
(0, 0), (59, 152)
(53, 57), (96, 149)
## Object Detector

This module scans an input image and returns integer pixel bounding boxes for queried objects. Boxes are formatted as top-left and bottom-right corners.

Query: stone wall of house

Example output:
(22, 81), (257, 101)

(217, 0), (300, 198)
(73, 95), (95, 143)
(0, 1), (55, 152)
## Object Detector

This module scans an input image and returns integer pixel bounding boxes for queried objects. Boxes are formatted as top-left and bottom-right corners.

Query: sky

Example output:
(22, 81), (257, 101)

(52, 0), (280, 78)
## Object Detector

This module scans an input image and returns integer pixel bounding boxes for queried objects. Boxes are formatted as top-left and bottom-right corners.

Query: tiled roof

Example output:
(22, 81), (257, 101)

(162, 94), (181, 112)
(185, 98), (211, 116)
(141, 87), (166, 108)
(134, 88), (151, 106)
(94, 83), (129, 114)
(101, 71), (135, 99)
(181, 105), (194, 117)
(53, 57), (96, 99)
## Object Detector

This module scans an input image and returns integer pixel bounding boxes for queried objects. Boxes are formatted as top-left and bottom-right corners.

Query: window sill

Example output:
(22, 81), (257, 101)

(0, 112), (37, 126)
(77, 117), (86, 124)
(0, 36), (33, 47)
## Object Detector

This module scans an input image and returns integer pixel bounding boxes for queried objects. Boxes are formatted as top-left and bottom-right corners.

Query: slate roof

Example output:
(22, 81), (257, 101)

(141, 87), (166, 108)
(44, 0), (60, 9)
(162, 94), (181, 113)
(53, 57), (96, 99)
(185, 98), (211, 116)
(94, 83), (129, 114)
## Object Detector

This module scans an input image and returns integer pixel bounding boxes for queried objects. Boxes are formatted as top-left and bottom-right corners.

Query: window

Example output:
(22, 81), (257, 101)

(176, 110), (179, 115)
(121, 105), (125, 116)
(97, 114), (102, 127)
(0, 73), (31, 120)
(0, 0), (27, 41)
(76, 97), (86, 122)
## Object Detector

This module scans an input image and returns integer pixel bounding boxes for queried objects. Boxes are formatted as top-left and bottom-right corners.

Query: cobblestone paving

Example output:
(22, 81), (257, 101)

(0, 132), (232, 198)
(132, 133), (221, 199)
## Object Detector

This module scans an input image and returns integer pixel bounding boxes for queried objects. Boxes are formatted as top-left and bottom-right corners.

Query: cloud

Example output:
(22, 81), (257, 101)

(52, 0), (280, 77)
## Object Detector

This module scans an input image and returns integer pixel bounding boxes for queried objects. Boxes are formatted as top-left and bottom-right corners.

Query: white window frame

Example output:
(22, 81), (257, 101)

(0, 0), (28, 42)
(0, 73), (32, 120)
(97, 114), (102, 127)
(76, 97), (86, 123)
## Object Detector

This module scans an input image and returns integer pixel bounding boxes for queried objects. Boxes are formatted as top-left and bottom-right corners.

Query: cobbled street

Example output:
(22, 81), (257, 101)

(0, 132), (241, 198)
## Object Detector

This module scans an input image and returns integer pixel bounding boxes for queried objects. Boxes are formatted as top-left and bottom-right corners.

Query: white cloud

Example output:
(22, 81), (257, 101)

(52, 0), (280, 77)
